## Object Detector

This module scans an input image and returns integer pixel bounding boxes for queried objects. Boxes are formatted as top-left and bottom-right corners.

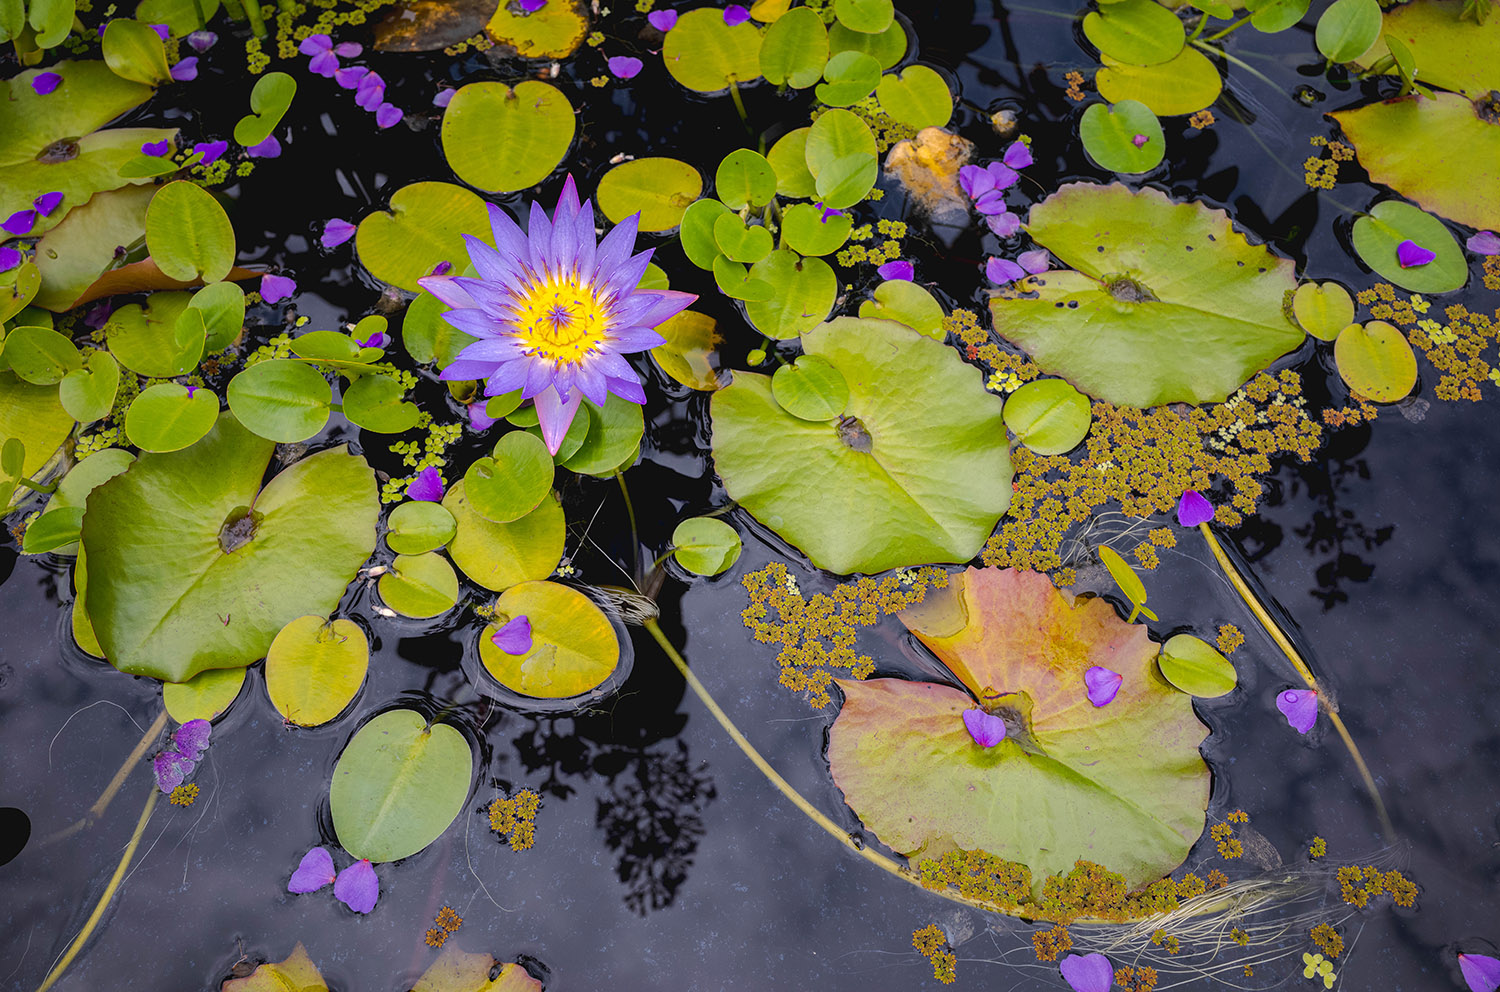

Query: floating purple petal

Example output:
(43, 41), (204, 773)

(0, 246), (21, 272)
(308, 48), (340, 76)
(1467, 231), (1500, 256)
(1176, 489), (1214, 527)
(32, 192), (63, 217)
(260, 273), (297, 304)
(1277, 688), (1317, 734)
(3, 210), (36, 235)
(1059, 953), (1114, 992)
(142, 139), (171, 157)
(430, 261), (452, 276)
(334, 41), (362, 57)
(247, 135), (281, 158)
(355, 73), (385, 110)
(647, 9), (678, 30)
(1002, 139), (1033, 170)
(957, 164), (989, 199)
(973, 189), (1008, 216)
(356, 329), (386, 348)
(1132, 133), (1148, 148)
(170, 56), (199, 81)
(877, 260), (913, 281)
(962, 708), (1006, 748)
(986, 211), (1021, 238)
(187, 29), (218, 52)
(374, 102), (404, 129)
(298, 33), (333, 55)
(153, 750), (190, 792)
(406, 466), (445, 502)
(287, 846), (337, 894)
(492, 615), (533, 655)
(334, 65), (368, 89)
(608, 55), (644, 79)
(1460, 953), (1500, 992)
(174, 718), (211, 757)
(985, 161), (1019, 190)
(433, 87), (456, 107)
(321, 218), (356, 249)
(194, 140), (228, 164)
(724, 4), (750, 25)
(985, 256), (1026, 285)
(1397, 239), (1435, 268)
(1018, 249), (1049, 275)
(1084, 666), (1123, 707)
(518, 0), (547, 10)
(150, 23), (169, 40)
(334, 859), (379, 913)
(83, 301), (115, 329)
(32, 71), (62, 95)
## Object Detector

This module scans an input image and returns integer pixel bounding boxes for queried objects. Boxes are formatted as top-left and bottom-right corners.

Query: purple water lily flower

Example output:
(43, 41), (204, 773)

(170, 57), (199, 81)
(32, 71), (62, 95)
(33, 192), (63, 217)
(374, 102), (404, 129)
(355, 72), (385, 110)
(1467, 231), (1500, 255)
(1084, 666), (1123, 707)
(420, 175), (697, 453)
(1132, 133), (1148, 148)
(962, 708), (1006, 747)
(877, 259), (913, 281)
(334, 65), (369, 89)
(247, 135), (281, 158)
(1017, 249), (1049, 275)
(468, 402), (498, 431)
(1059, 953), (1114, 992)
(287, 846), (337, 893)
(175, 719), (211, 758)
(519, 0), (548, 10)
(1460, 953), (1500, 992)
(434, 87), (456, 107)
(3, 211), (36, 235)
(1277, 688), (1317, 734)
(187, 29), (218, 52)
(647, 9), (678, 30)
(1397, 239), (1435, 268)
(194, 140), (228, 164)
(1177, 489), (1214, 527)
(986, 211), (1021, 238)
(142, 139), (171, 157)
(0, 246), (21, 272)
(608, 55), (644, 79)
(406, 466), (445, 502)
(334, 859), (379, 913)
(321, 218), (356, 249)
(985, 256), (1026, 285)
(724, 4), (750, 25)
(1003, 139), (1033, 170)
(260, 273), (297, 304)
(492, 615), (533, 654)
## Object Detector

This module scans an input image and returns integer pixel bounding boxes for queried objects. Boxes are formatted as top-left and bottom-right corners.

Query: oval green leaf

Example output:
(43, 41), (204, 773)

(1292, 282), (1354, 342)
(771, 354), (849, 421)
(781, 201), (853, 257)
(465, 429), (554, 523)
(1158, 633), (1237, 698)
(661, 6), (764, 92)
(875, 64), (952, 128)
(233, 71), (297, 147)
(1080, 100), (1164, 173)
(479, 580), (620, 698)
(343, 374), (420, 434)
(226, 358), (333, 442)
(106, 292), (203, 378)
(1081, 0), (1186, 66)
(443, 480), (564, 591)
(441, 81), (575, 193)
(715, 148), (778, 211)
(2, 325), (80, 385)
(1334, 320), (1417, 403)
(767, 128), (818, 198)
(833, 0), (893, 34)
(744, 250), (836, 339)
(387, 500), (457, 555)
(1315, 0), (1381, 62)
(102, 18), (172, 85)
(671, 516), (742, 576)
(815, 50), (881, 107)
(356, 182), (491, 292)
(124, 382), (220, 452)
(558, 394), (645, 477)
(760, 6), (828, 88)
(1095, 48), (1222, 116)
(680, 198), (733, 270)
(1003, 378), (1092, 455)
(264, 615), (368, 726)
(145, 181), (236, 283)
(1350, 199), (1466, 294)
(856, 279), (944, 339)
(379, 551), (459, 619)
(597, 158), (702, 233)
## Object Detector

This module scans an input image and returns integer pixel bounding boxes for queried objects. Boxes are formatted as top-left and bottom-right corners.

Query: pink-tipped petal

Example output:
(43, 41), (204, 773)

(321, 218), (356, 249)
(1460, 954), (1500, 992)
(287, 846), (337, 893)
(962, 708), (1006, 747)
(1002, 139), (1033, 169)
(1277, 688), (1318, 734)
(1017, 249), (1049, 274)
(492, 615), (533, 654)
(298, 33), (333, 54)
(986, 211), (1021, 238)
(187, 29), (217, 52)
(1084, 666), (1123, 707)
(1059, 953), (1114, 992)
(333, 859), (379, 913)
(1177, 490), (1214, 527)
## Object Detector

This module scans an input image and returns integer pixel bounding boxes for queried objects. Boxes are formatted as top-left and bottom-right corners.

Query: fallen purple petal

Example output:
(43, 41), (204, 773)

(0, 246), (21, 272)
(1059, 952), (1114, 992)
(724, 4), (750, 25)
(334, 65), (369, 89)
(973, 189), (1008, 216)
(817, 202), (845, 223)
(334, 859), (380, 913)
(170, 56), (199, 81)
(150, 23), (169, 40)
(374, 102), (404, 129)
(1466, 231), (1500, 256)
(152, 750), (190, 792)
(986, 211), (1021, 238)
(31, 71), (62, 95)
(1460, 953), (1500, 992)
(185, 384), (198, 398)
(32, 192), (63, 217)
(957, 164), (988, 199)
(406, 466), (445, 502)
(986, 256), (1026, 285)
(1018, 249), (1049, 275)
(308, 48), (340, 76)
(298, 34), (333, 55)
(647, 9), (678, 30)
(1002, 139), (1033, 170)
(962, 708), (1006, 748)
(287, 846), (337, 894)
(247, 135), (281, 158)
(1277, 688), (1318, 734)
(194, 140), (228, 164)
(985, 161), (1019, 190)
(608, 55), (644, 79)
(2, 210), (36, 235)
(321, 218), (356, 249)
(356, 330), (386, 349)
(355, 73), (385, 110)
(1176, 489), (1214, 527)
(260, 273), (297, 304)
(1084, 666), (1123, 707)
(519, 0), (547, 10)
(1132, 133), (1148, 148)
(433, 87), (456, 107)
(187, 29), (218, 52)
(142, 139), (171, 157)
(1397, 239), (1435, 268)
(492, 615), (533, 655)
(82, 302), (114, 329)
(174, 718), (212, 757)
(877, 260), (914, 281)
(334, 41), (362, 57)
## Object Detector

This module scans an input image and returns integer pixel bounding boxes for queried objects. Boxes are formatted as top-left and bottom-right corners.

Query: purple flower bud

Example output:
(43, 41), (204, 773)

(1059, 953), (1114, 992)
(1002, 139), (1033, 170)
(187, 29), (218, 52)
(962, 708), (1006, 747)
(334, 41), (362, 57)
(433, 87), (456, 107)
(287, 846), (336, 894)
(298, 33), (333, 55)
(1460, 953), (1500, 992)
(724, 4), (750, 25)
(194, 140), (228, 164)
(876, 260), (914, 281)
(1276, 688), (1317, 734)
(1017, 249), (1049, 275)
(260, 273), (297, 304)
(334, 65), (368, 89)
(986, 211), (1021, 238)
(170, 56), (199, 81)
(985, 256), (1025, 285)
(1132, 133), (1148, 148)
(32, 192), (63, 217)
(374, 102), (404, 129)
(647, 9), (678, 30)
(142, 139), (171, 157)
(0, 246), (21, 272)
(406, 466), (445, 502)
(308, 48), (340, 76)
(518, 0), (547, 9)
(468, 403), (498, 431)
(608, 55), (644, 79)
(1176, 490), (1214, 527)
(1084, 666), (1123, 707)
(1397, 239), (1435, 268)
(247, 135), (281, 158)
(150, 23), (169, 40)
(492, 615), (533, 655)
(321, 218), (356, 249)
(1467, 231), (1500, 255)
(2, 210), (36, 235)
(32, 71), (62, 95)
(334, 859), (379, 913)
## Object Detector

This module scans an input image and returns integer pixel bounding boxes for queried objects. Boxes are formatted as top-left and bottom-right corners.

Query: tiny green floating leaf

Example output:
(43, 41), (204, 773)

(378, 551), (459, 619)
(386, 500), (457, 555)
(1079, 100), (1164, 174)
(233, 71), (297, 148)
(1334, 320), (1418, 403)
(672, 516), (742, 576)
(1292, 282), (1355, 342)
(1002, 379), (1092, 456)
(1157, 633), (1237, 698)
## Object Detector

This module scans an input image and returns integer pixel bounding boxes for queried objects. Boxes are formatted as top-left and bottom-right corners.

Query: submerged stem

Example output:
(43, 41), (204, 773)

(614, 468), (640, 584)
(46, 709), (168, 845)
(1196, 523), (1395, 841)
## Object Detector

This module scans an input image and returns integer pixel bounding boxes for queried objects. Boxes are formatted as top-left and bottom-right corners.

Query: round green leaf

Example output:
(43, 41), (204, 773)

(559, 394), (645, 477)
(1350, 200), (1466, 294)
(1081, 0), (1186, 66)
(711, 318), (1011, 573)
(264, 615), (368, 726)
(162, 665), (245, 723)
(440, 81), (575, 193)
(781, 201), (853, 256)
(815, 50), (881, 107)
(189, 281), (246, 352)
(833, 0), (893, 34)
(715, 148), (778, 211)
(465, 430), (553, 523)
(479, 580), (620, 698)
(387, 500), (457, 555)
(356, 182), (491, 292)
(1080, 100), (1164, 173)
(291, 330), (361, 363)
(0, 264), (41, 325)
(1247, 0), (1309, 33)
(80, 414), (378, 682)
(804, 109), (877, 208)
(343, 374), (420, 434)
(227, 359), (333, 442)
(330, 709), (473, 863)
(856, 279), (944, 339)
(1002, 378), (1092, 455)
(672, 516), (742, 576)
(713, 254), (775, 302)
(766, 128), (818, 198)
(712, 213), (775, 264)
(597, 158), (702, 233)
(443, 480), (564, 591)
(233, 71), (297, 147)
(744, 250), (836, 339)
(124, 382), (220, 452)
(1316, 0), (1381, 62)
(145, 181), (236, 283)
(106, 292), (203, 378)
(1334, 320), (1418, 403)
(875, 64), (952, 129)
(828, 18), (905, 69)
(771, 354), (849, 421)
(102, 18), (172, 85)
(378, 551), (459, 619)
(661, 7), (764, 92)
(1292, 282), (1354, 342)
(3, 325), (80, 384)
(680, 198), (733, 270)
(760, 6), (828, 88)
(1095, 48), (1222, 117)
(1158, 633), (1237, 698)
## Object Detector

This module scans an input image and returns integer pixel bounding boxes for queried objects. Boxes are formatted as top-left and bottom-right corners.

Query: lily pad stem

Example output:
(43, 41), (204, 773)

(614, 468), (640, 583)
(45, 708), (168, 845)
(1196, 522), (1394, 841)
(726, 79), (752, 136)
(13, 476), (57, 495)
(1204, 13), (1253, 42)
(243, 0), (266, 37)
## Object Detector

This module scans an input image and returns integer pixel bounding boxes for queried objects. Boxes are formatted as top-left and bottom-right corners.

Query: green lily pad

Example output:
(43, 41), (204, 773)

(1082, 0), (1185, 67)
(465, 429), (553, 523)
(123, 382), (220, 452)
(833, 0), (893, 34)
(1315, 0), (1382, 62)
(102, 18), (172, 86)
(485, 0), (589, 58)
(597, 158), (701, 233)
(34, 448), (132, 557)
(1334, 320), (1418, 402)
(805, 109), (878, 209)
(145, 181), (236, 284)
(713, 213), (775, 263)
(0, 263), (41, 323)
(330, 708), (472, 863)
(1292, 282), (1354, 342)
(856, 279), (944, 339)
(714, 254), (774, 302)
(162, 665), (245, 723)
(2, 325), (80, 384)
(379, 551), (459, 619)
(28, 0), (75, 47)
(1332, 93), (1500, 233)
(1355, 0), (1499, 98)
(1349, 198), (1467, 294)
(220, 944), (326, 992)
(1095, 48), (1222, 116)
(80, 414), (378, 682)
(766, 128), (818, 198)
(441, 81), (575, 194)
(0, 372), (72, 509)
(680, 198), (733, 269)
(226, 358), (333, 442)
(105, 291), (203, 378)
(1157, 633), (1237, 698)
(661, 6), (763, 92)
(671, 516), (742, 576)
(22, 506), (82, 553)
(263, 615), (368, 726)
(478, 580), (620, 698)
(1246, 0), (1309, 33)
(343, 374), (420, 434)
(233, 71), (297, 148)
(558, 394), (645, 476)
(1080, 100), (1164, 173)
(715, 148), (778, 210)
(744, 250), (836, 338)
(711, 317), (1011, 574)
(760, 5), (828, 88)
(651, 310), (722, 392)
(1002, 378), (1092, 455)
(781, 201), (853, 257)
(31, 185), (154, 312)
(815, 50), (882, 107)
(443, 479), (564, 591)
(828, 18), (905, 70)
(828, 566), (1209, 889)
(771, 354), (849, 421)
(387, 500), (456, 555)
(989, 183), (1303, 407)
(356, 182), (491, 292)
(875, 64), (952, 128)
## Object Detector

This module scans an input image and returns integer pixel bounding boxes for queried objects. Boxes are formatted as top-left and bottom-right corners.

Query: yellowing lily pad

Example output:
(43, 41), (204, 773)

(1334, 320), (1418, 402)
(1355, 0), (1500, 99)
(356, 182), (491, 292)
(662, 7), (763, 92)
(485, 0), (589, 58)
(264, 615), (368, 726)
(651, 310), (721, 391)
(221, 943), (327, 992)
(1292, 282), (1354, 341)
(443, 480), (564, 591)
(479, 580), (620, 698)
(162, 665), (246, 722)
(1081, 0), (1185, 66)
(1095, 48), (1222, 117)
(412, 947), (542, 992)
(378, 551), (460, 619)
(441, 81), (575, 194)
(596, 158), (701, 233)
(857, 279), (944, 338)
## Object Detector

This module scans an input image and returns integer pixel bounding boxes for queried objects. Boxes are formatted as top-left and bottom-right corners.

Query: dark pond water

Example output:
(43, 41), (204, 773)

(3, 2), (1499, 990)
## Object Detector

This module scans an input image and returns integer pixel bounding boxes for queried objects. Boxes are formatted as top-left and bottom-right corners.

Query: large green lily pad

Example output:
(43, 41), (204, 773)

(1356, 0), (1499, 99)
(711, 317), (1010, 574)
(828, 567), (1210, 890)
(990, 183), (1303, 407)
(80, 415), (378, 682)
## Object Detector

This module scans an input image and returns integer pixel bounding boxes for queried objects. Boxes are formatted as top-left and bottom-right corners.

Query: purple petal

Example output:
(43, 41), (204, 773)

(298, 33), (333, 54)
(1084, 666), (1123, 707)
(308, 48), (340, 76)
(374, 102), (404, 129)
(187, 29), (218, 52)
(1176, 490), (1214, 527)
(418, 275), (477, 310)
(152, 750), (189, 792)
(1276, 688), (1318, 734)
(534, 385), (583, 455)
(83, 301), (115, 329)
(604, 373), (647, 405)
(647, 9), (678, 30)
(334, 41), (362, 57)
(724, 4), (749, 25)
(468, 403), (498, 431)
(491, 615), (533, 654)
(1132, 133), (1148, 148)
(962, 708), (1006, 747)
(1460, 954), (1500, 992)
(32, 192), (63, 217)
(985, 161), (1019, 190)
(1002, 139), (1033, 170)
(334, 65), (369, 89)
(3, 210), (36, 235)
(1017, 249), (1049, 275)
(519, 0), (547, 9)
(174, 718), (211, 757)
(958, 164), (994, 200)
(260, 273), (297, 304)
(986, 211), (1021, 238)
(1397, 239), (1435, 268)
(356, 330), (386, 348)
(1059, 953), (1114, 992)
(0, 246), (21, 272)
(430, 260), (452, 277)
(973, 190), (1008, 216)
(287, 846), (336, 894)
(355, 72), (385, 109)
(321, 218), (356, 249)
(150, 23), (169, 40)
(333, 859), (379, 913)
(877, 260), (914, 281)
(985, 257), (1026, 285)
(194, 140), (228, 164)
(608, 56), (643, 79)
(406, 466), (445, 502)
(247, 135), (281, 158)
(142, 139), (171, 157)
(1466, 231), (1500, 255)
(31, 71), (62, 95)
(433, 87), (456, 107)
(170, 56), (199, 81)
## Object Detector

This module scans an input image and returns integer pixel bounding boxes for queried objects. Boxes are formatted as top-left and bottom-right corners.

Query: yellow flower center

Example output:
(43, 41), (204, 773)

(512, 273), (611, 366)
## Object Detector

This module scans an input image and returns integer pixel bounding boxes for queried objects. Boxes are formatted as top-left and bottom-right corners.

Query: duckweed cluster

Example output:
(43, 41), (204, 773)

(1358, 284), (1500, 403)
(488, 788), (541, 852)
(911, 924), (957, 985)
(1030, 923), (1072, 962)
